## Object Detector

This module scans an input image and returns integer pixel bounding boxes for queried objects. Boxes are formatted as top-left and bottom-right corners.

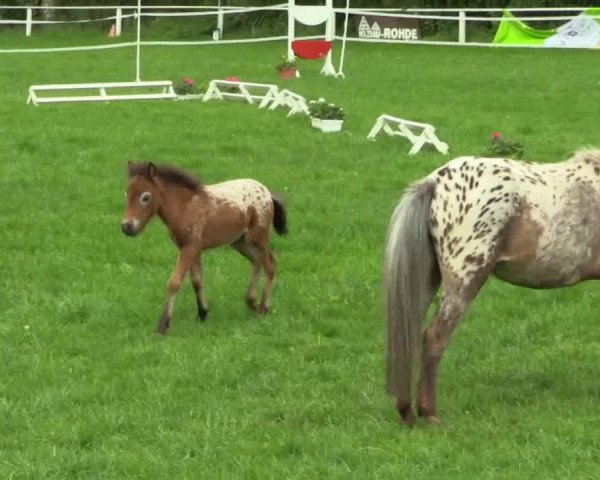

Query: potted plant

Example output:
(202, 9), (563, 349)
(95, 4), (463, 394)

(223, 76), (241, 93)
(174, 77), (204, 100)
(275, 55), (298, 80)
(486, 131), (524, 159)
(308, 98), (345, 133)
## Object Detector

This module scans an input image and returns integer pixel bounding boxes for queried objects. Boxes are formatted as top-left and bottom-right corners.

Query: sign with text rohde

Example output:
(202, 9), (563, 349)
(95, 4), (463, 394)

(357, 14), (420, 41)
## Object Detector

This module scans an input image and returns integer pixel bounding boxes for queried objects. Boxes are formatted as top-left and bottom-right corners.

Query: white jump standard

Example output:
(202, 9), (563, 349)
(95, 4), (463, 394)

(27, 81), (176, 105)
(268, 89), (309, 116)
(202, 80), (279, 108)
(367, 114), (449, 155)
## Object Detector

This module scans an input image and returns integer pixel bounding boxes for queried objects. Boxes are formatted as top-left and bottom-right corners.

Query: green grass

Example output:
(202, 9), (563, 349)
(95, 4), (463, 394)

(2, 36), (600, 479)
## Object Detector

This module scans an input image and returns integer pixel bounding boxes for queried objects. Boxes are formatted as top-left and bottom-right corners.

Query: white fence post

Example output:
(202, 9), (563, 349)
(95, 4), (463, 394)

(116, 7), (122, 36)
(458, 10), (466, 44)
(217, 9), (224, 38)
(25, 8), (32, 37)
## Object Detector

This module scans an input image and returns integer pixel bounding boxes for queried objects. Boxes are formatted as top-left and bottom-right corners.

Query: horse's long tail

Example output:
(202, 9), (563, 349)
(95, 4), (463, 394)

(271, 194), (288, 236)
(384, 180), (439, 409)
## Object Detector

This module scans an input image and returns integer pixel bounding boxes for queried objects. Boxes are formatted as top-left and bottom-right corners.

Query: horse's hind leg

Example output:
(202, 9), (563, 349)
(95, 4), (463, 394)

(190, 255), (209, 321)
(231, 237), (261, 311)
(258, 248), (275, 314)
(417, 271), (490, 425)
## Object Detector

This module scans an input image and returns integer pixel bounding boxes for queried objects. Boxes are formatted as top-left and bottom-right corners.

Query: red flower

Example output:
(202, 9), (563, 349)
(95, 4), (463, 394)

(183, 77), (194, 85)
(226, 76), (240, 82)
(492, 131), (502, 139)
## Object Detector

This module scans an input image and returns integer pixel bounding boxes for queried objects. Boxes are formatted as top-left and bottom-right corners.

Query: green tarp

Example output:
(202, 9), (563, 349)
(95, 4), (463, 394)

(493, 10), (556, 45)
(493, 9), (600, 47)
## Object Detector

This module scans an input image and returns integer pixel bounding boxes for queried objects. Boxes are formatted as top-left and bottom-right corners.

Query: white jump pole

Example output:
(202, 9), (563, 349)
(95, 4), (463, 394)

(135, 0), (141, 82)
(321, 0), (336, 76)
(287, 0), (295, 60)
(335, 0), (350, 78)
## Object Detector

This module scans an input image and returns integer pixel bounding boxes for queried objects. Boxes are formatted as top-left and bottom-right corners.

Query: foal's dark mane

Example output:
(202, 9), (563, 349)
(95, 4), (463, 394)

(128, 161), (203, 193)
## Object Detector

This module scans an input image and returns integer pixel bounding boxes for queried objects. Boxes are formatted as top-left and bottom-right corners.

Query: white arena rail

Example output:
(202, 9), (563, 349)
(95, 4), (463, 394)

(0, 2), (597, 103)
(0, 4), (594, 47)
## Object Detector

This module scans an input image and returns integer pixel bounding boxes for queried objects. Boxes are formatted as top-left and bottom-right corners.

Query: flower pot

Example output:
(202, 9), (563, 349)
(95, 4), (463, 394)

(279, 67), (298, 80)
(176, 93), (204, 101)
(311, 117), (343, 133)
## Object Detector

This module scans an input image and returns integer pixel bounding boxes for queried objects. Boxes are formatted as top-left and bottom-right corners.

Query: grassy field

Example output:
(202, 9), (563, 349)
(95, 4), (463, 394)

(2, 32), (600, 479)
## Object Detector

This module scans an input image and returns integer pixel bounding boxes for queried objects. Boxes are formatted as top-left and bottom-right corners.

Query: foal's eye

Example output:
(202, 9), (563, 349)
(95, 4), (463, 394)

(139, 192), (152, 206)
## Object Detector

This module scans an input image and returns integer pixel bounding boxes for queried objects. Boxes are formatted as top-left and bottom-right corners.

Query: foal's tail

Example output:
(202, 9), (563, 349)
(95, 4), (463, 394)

(271, 194), (288, 236)
(384, 180), (439, 409)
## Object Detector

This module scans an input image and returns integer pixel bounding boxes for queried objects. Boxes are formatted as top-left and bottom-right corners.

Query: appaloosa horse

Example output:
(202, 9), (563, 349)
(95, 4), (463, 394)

(121, 161), (288, 334)
(384, 149), (600, 426)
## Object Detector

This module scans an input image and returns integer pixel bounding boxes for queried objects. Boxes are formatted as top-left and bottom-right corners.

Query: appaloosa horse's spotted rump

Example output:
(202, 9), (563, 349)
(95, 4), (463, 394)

(121, 162), (288, 335)
(384, 149), (600, 426)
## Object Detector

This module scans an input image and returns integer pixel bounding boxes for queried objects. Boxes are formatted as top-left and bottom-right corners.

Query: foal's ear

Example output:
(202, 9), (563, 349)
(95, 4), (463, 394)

(147, 162), (157, 178)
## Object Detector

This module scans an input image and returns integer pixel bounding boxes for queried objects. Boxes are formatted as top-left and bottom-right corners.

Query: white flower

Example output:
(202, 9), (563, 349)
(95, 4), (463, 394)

(24, 325), (30, 332)
(318, 97), (325, 102)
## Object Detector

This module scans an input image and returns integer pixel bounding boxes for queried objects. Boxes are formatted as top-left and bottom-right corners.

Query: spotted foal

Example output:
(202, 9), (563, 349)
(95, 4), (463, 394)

(385, 149), (600, 426)
(121, 161), (288, 334)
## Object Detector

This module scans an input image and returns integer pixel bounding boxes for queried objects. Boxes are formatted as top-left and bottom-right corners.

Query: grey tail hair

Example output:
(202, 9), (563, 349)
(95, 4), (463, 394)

(384, 180), (440, 409)
(271, 194), (288, 236)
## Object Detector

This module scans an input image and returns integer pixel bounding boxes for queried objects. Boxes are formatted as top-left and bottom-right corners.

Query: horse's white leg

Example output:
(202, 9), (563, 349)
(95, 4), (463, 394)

(258, 248), (276, 314)
(231, 238), (262, 311)
(190, 255), (209, 321)
(417, 270), (491, 425)
(157, 247), (196, 335)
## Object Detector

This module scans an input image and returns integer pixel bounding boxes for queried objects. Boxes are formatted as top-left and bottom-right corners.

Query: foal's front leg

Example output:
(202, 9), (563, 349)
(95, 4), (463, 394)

(190, 255), (209, 321)
(157, 247), (196, 335)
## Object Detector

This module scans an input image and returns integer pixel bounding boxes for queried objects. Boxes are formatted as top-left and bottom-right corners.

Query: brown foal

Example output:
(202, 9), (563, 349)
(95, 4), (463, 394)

(121, 161), (288, 334)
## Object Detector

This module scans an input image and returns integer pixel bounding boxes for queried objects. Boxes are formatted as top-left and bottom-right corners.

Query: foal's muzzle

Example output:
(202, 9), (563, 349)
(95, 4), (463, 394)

(121, 221), (137, 237)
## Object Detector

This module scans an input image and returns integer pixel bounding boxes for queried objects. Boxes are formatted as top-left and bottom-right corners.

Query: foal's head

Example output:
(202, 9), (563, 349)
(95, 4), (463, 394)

(122, 162), (162, 237)
(121, 161), (204, 237)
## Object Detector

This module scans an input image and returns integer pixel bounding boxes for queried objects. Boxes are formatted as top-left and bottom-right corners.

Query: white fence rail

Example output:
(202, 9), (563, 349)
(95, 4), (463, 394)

(0, 4), (597, 51)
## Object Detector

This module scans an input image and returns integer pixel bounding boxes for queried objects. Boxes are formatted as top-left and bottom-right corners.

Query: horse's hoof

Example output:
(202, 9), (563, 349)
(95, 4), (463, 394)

(199, 308), (209, 321)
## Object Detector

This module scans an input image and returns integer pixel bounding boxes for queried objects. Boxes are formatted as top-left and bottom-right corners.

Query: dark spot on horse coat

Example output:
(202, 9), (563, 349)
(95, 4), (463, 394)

(465, 254), (485, 265)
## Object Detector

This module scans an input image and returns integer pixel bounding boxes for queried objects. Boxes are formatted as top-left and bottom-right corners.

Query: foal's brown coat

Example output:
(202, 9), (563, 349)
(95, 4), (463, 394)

(122, 162), (288, 334)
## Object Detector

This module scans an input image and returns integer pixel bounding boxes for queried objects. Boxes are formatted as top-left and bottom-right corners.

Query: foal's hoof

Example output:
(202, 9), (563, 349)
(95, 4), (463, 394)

(400, 412), (416, 428)
(398, 404), (416, 427)
(258, 304), (270, 314)
(246, 297), (258, 311)
(199, 308), (209, 322)
(424, 415), (443, 427)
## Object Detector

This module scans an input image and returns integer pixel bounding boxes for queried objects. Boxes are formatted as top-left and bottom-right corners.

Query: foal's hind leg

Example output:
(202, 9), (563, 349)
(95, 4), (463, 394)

(190, 255), (209, 321)
(245, 224), (276, 314)
(231, 237), (262, 311)
(417, 271), (490, 425)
